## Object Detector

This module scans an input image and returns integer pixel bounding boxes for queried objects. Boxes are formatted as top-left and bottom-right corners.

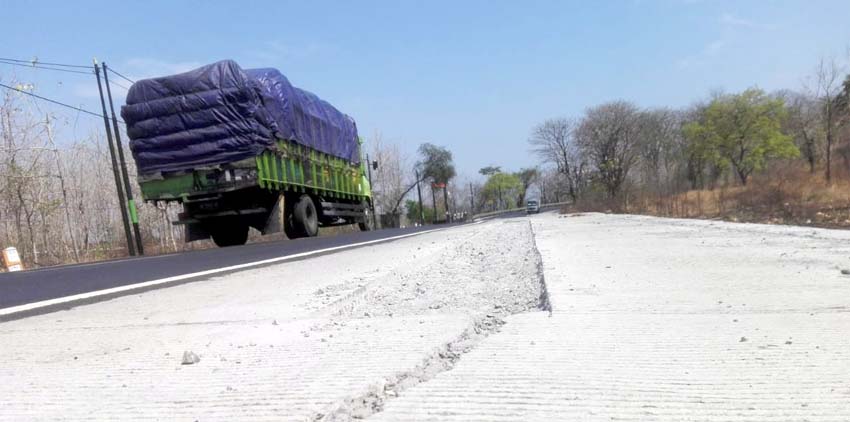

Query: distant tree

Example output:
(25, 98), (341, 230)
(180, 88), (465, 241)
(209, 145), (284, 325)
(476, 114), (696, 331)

(529, 118), (586, 201)
(575, 101), (642, 198)
(369, 132), (410, 216)
(417, 143), (456, 220)
(404, 199), (434, 224)
(683, 88), (798, 186)
(809, 57), (846, 182)
(515, 167), (539, 207)
(481, 172), (522, 210)
(781, 91), (821, 173)
(478, 166), (501, 176)
(536, 168), (567, 203)
(636, 108), (681, 195)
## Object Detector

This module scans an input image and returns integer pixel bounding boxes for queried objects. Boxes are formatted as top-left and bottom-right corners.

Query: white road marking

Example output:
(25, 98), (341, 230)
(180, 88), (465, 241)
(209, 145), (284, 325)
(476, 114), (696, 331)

(0, 228), (444, 318)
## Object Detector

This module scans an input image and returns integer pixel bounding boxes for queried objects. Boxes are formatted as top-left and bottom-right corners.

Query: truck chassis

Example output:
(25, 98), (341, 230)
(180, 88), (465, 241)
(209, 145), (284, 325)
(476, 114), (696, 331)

(140, 139), (373, 247)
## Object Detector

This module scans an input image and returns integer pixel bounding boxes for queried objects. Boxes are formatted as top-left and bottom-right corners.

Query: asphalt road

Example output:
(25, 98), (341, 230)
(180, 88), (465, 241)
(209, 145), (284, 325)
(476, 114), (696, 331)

(0, 224), (453, 311)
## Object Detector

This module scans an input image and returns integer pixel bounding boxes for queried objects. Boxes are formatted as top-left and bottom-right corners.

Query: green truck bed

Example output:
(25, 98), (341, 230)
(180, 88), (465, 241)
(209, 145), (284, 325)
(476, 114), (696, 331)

(139, 139), (373, 247)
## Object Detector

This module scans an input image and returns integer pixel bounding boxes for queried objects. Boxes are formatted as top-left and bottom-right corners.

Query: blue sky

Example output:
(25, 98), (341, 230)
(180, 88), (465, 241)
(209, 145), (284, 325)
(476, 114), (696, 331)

(1, 0), (849, 181)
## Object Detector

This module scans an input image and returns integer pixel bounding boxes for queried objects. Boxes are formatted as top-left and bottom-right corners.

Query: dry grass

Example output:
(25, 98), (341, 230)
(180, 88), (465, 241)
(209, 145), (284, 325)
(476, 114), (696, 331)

(567, 164), (850, 229)
(630, 166), (850, 227)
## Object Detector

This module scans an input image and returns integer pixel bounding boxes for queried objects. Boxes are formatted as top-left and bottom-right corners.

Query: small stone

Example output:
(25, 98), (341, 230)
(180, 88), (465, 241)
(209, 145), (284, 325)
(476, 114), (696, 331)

(785, 340), (793, 345)
(841, 269), (850, 275)
(272, 320), (278, 326)
(181, 351), (201, 365)
(739, 337), (748, 343)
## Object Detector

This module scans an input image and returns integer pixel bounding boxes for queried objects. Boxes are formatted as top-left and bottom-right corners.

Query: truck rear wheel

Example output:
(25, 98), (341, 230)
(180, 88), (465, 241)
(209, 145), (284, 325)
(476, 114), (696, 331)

(358, 200), (374, 232)
(291, 194), (319, 238)
(211, 223), (249, 247)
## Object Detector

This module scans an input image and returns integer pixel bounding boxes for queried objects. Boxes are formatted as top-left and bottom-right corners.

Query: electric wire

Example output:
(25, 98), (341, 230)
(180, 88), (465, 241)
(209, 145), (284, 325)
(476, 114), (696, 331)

(108, 78), (130, 92)
(0, 81), (124, 122)
(106, 67), (135, 85)
(0, 57), (91, 69)
(0, 59), (93, 75)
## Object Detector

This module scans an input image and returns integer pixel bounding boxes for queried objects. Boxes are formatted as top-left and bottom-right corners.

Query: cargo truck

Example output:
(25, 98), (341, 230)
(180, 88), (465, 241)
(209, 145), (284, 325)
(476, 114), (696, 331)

(121, 60), (373, 247)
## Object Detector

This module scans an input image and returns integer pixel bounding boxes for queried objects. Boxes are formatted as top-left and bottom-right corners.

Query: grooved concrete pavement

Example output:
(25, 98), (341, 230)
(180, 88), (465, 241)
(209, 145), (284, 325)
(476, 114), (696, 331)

(0, 224), (487, 421)
(371, 213), (850, 421)
(0, 218), (542, 421)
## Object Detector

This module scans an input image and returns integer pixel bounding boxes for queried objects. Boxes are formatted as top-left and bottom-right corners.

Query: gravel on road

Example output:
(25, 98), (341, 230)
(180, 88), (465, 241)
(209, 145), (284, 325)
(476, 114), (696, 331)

(0, 219), (543, 421)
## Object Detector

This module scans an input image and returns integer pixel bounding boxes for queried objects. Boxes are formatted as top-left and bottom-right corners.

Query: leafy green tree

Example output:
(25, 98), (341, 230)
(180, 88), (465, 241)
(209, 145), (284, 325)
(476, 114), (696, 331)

(683, 88), (798, 185)
(481, 172), (522, 210)
(418, 143), (456, 186)
(515, 167), (539, 207)
(417, 143), (456, 220)
(478, 166), (502, 176)
(404, 199), (434, 223)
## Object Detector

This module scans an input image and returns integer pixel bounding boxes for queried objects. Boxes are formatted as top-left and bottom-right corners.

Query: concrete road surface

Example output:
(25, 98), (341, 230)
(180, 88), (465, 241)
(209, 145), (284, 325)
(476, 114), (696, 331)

(0, 224), (448, 318)
(2, 212), (849, 421)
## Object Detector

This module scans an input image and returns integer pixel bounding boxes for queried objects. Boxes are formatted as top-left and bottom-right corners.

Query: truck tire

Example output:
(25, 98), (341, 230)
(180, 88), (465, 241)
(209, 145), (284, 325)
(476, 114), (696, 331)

(283, 195), (301, 239)
(358, 200), (374, 232)
(211, 223), (249, 247)
(293, 194), (319, 238)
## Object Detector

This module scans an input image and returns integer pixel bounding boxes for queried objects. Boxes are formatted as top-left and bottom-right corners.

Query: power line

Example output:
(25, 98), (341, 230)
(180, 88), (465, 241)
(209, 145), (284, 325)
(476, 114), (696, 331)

(0, 81), (121, 122)
(0, 56), (91, 69)
(107, 67), (135, 85)
(108, 78), (130, 92)
(0, 59), (93, 75)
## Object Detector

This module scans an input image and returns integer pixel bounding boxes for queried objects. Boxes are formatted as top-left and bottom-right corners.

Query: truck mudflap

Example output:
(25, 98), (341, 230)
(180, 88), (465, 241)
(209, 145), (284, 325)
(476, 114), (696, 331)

(262, 195), (286, 235)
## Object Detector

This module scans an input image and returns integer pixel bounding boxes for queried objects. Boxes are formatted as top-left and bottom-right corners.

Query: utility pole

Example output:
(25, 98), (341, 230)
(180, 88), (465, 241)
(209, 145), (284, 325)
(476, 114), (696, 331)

(365, 153), (378, 229)
(94, 61), (136, 256)
(442, 184), (450, 223)
(415, 169), (424, 225)
(103, 62), (144, 255)
(469, 182), (474, 216)
(430, 184), (437, 224)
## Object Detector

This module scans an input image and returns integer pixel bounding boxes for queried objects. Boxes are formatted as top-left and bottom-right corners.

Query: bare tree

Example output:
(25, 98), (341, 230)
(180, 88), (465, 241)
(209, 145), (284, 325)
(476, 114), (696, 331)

(528, 118), (586, 202)
(369, 131), (410, 218)
(781, 90), (821, 173)
(810, 57), (846, 182)
(636, 108), (681, 194)
(575, 101), (642, 198)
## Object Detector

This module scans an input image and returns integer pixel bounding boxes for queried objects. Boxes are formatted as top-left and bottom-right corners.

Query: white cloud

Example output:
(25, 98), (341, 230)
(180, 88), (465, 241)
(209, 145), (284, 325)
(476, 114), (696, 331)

(720, 13), (774, 30)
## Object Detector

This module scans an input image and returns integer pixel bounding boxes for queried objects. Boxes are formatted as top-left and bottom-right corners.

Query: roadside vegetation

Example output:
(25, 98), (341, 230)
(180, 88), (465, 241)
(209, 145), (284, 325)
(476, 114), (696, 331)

(526, 55), (850, 228)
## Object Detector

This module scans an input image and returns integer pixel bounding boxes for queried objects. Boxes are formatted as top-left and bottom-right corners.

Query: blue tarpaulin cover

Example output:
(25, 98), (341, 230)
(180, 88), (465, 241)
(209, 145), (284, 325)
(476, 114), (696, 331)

(121, 60), (359, 176)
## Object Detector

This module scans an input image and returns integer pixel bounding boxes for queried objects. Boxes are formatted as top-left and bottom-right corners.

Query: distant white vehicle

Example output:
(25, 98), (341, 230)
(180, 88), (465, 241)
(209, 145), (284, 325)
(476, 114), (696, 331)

(526, 200), (540, 214)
